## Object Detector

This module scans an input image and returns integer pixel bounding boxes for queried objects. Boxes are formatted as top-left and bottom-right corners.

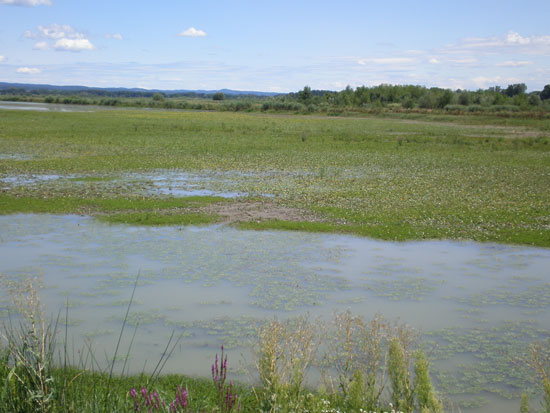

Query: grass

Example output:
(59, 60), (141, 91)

(1, 108), (549, 246)
(0, 193), (226, 225)
(98, 212), (219, 226)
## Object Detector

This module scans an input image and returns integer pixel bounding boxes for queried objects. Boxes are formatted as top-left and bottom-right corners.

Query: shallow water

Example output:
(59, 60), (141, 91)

(0, 101), (96, 112)
(0, 171), (272, 198)
(1, 214), (549, 412)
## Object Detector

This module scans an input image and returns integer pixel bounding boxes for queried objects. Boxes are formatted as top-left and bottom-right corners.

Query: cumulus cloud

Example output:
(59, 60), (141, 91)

(28, 24), (84, 40)
(0, 55), (5, 63)
(54, 38), (95, 51)
(16, 67), (41, 74)
(0, 0), (51, 6)
(105, 33), (123, 40)
(179, 27), (206, 37)
(24, 24), (95, 52)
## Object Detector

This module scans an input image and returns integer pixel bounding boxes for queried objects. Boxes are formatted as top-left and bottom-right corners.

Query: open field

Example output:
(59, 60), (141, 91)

(1, 108), (549, 246)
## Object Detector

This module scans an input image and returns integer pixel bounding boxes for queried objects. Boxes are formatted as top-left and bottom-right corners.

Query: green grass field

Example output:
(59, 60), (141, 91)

(1, 108), (549, 246)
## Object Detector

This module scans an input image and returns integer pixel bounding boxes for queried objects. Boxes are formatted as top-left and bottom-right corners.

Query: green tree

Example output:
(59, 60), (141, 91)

(152, 93), (165, 101)
(212, 92), (225, 101)
(541, 84), (550, 100)
(436, 89), (454, 108)
(418, 92), (435, 109)
(298, 86), (312, 103)
(458, 92), (470, 106)
(504, 83), (527, 97)
(528, 94), (541, 106)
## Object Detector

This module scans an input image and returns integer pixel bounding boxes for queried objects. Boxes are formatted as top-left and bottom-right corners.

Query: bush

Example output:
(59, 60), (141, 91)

(152, 93), (164, 102)
(212, 92), (225, 101)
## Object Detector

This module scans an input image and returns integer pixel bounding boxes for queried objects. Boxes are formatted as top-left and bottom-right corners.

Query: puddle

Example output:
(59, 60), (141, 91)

(1, 214), (549, 412)
(0, 153), (34, 161)
(0, 174), (63, 186)
(0, 171), (275, 198)
(132, 171), (250, 198)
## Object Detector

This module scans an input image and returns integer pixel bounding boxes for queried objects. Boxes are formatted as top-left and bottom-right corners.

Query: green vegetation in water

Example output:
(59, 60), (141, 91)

(68, 175), (115, 182)
(425, 320), (550, 403)
(361, 275), (441, 301)
(0, 193), (226, 226)
(1, 109), (549, 245)
(98, 211), (219, 226)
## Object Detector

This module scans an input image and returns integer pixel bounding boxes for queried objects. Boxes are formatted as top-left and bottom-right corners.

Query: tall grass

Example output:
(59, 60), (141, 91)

(529, 339), (550, 412)
(0, 275), (57, 412)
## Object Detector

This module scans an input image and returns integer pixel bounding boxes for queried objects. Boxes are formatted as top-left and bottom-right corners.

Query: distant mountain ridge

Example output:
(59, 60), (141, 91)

(0, 82), (280, 97)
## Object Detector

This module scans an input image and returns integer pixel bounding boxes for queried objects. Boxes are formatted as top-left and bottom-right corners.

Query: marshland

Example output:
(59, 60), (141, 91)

(1, 100), (550, 412)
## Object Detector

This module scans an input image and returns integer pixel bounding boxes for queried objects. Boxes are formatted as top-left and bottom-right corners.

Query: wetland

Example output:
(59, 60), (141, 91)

(1, 106), (550, 411)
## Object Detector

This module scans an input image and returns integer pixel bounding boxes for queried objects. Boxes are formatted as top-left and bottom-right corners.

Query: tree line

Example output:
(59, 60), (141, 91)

(283, 84), (550, 111)
(2, 82), (550, 113)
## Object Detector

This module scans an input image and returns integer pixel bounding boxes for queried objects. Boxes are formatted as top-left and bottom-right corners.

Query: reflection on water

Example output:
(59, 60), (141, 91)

(0, 171), (272, 198)
(1, 214), (549, 412)
(0, 101), (96, 112)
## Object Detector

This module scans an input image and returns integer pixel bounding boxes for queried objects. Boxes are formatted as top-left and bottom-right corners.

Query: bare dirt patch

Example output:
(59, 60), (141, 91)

(201, 200), (322, 224)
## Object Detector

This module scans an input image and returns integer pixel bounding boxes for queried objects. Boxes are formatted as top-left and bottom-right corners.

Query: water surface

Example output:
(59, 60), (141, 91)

(1, 214), (549, 412)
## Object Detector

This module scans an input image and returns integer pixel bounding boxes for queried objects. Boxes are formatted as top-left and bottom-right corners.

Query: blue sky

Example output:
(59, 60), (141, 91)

(1, 0), (549, 92)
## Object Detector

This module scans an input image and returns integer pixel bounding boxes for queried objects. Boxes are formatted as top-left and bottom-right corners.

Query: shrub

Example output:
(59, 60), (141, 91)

(212, 92), (226, 101)
(254, 316), (319, 412)
(0, 275), (57, 412)
(152, 93), (165, 102)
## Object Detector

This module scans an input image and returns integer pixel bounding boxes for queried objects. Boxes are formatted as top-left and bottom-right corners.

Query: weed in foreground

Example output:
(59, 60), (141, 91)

(254, 315), (320, 412)
(528, 339), (550, 412)
(212, 345), (240, 412)
(0, 274), (57, 412)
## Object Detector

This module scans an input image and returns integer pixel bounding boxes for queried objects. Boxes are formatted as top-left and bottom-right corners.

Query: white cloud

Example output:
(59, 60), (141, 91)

(443, 31), (550, 55)
(505, 31), (531, 45)
(33, 41), (49, 50)
(179, 27), (207, 37)
(105, 33), (123, 40)
(448, 58), (478, 64)
(495, 60), (534, 67)
(0, 55), (5, 63)
(35, 24), (85, 40)
(429, 58), (441, 64)
(54, 38), (95, 51)
(24, 23), (95, 52)
(358, 57), (416, 65)
(16, 67), (41, 74)
(0, 0), (51, 6)
(472, 75), (521, 88)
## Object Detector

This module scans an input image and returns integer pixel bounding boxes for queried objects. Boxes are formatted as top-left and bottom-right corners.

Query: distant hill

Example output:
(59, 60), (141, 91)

(0, 82), (280, 97)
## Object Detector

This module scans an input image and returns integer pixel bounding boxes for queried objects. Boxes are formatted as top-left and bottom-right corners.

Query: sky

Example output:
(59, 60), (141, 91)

(0, 0), (549, 92)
